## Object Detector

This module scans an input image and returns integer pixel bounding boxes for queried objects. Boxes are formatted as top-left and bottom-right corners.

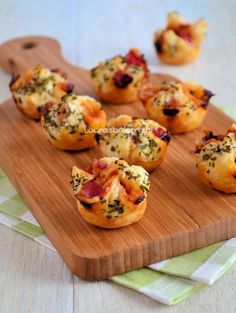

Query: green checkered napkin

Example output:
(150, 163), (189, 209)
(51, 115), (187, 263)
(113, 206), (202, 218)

(1, 168), (236, 305)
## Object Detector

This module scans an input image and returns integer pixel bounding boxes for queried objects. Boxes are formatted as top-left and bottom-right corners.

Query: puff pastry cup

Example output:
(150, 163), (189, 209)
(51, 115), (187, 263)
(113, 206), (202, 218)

(71, 157), (150, 228)
(195, 124), (236, 193)
(154, 12), (208, 64)
(41, 94), (106, 150)
(91, 48), (149, 103)
(9, 65), (73, 119)
(96, 114), (171, 171)
(139, 81), (213, 134)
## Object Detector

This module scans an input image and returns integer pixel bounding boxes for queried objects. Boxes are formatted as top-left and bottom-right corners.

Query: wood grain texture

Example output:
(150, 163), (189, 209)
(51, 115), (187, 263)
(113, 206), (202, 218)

(0, 36), (235, 281)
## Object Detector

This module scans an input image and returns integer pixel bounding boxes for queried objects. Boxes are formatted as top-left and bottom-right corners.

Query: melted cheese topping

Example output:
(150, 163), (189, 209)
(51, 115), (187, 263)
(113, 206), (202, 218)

(112, 158), (150, 190)
(99, 116), (168, 162)
(91, 54), (146, 92)
(198, 132), (236, 170)
(151, 82), (196, 110)
(196, 126), (236, 193)
(12, 65), (67, 108)
(43, 94), (93, 140)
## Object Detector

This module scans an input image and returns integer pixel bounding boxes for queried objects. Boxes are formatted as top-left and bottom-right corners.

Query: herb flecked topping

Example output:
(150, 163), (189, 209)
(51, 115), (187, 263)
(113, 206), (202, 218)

(71, 158), (150, 220)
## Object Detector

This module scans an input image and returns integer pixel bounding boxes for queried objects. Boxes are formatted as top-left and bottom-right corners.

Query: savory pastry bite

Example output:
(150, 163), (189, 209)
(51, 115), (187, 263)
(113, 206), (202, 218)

(154, 12), (208, 64)
(71, 157), (150, 228)
(139, 81), (214, 134)
(91, 48), (149, 103)
(195, 124), (236, 193)
(9, 65), (73, 120)
(96, 114), (171, 171)
(40, 94), (106, 150)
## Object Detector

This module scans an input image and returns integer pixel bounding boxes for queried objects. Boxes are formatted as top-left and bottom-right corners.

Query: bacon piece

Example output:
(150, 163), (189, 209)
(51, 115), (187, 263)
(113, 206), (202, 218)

(57, 82), (74, 93)
(152, 128), (165, 138)
(153, 128), (171, 143)
(202, 131), (224, 142)
(114, 70), (133, 88)
(201, 89), (214, 109)
(195, 131), (224, 153)
(125, 49), (146, 67)
(96, 161), (107, 170)
(175, 24), (192, 42)
(80, 180), (103, 198)
(86, 163), (94, 174)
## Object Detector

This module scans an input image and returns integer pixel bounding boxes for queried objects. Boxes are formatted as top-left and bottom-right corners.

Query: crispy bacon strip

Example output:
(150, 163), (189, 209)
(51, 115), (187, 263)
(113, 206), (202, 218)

(175, 24), (193, 42)
(79, 180), (103, 198)
(114, 70), (133, 88)
(195, 130), (224, 153)
(153, 128), (171, 143)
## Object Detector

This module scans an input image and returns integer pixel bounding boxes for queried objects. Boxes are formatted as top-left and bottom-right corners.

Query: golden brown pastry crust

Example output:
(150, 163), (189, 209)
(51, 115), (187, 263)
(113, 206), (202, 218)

(154, 12), (208, 65)
(91, 49), (149, 103)
(41, 94), (106, 150)
(96, 114), (171, 171)
(9, 65), (73, 120)
(71, 157), (150, 228)
(195, 124), (236, 193)
(139, 81), (213, 134)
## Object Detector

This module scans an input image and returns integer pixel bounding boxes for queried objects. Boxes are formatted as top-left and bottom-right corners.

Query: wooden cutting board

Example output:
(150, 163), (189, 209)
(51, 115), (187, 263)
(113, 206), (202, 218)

(0, 36), (235, 281)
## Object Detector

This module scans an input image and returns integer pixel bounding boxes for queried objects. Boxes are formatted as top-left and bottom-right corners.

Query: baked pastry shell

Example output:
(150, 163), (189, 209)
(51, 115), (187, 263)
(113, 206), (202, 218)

(144, 101), (207, 134)
(92, 76), (145, 103)
(41, 110), (106, 151)
(76, 198), (147, 228)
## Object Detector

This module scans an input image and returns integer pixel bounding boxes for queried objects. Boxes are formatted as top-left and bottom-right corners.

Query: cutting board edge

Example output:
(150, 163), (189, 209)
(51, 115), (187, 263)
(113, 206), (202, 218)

(69, 217), (236, 280)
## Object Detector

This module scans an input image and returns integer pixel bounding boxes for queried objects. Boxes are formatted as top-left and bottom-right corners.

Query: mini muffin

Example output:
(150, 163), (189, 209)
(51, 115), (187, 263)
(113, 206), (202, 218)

(96, 114), (171, 171)
(195, 124), (236, 193)
(71, 157), (150, 228)
(9, 65), (74, 119)
(41, 94), (106, 150)
(139, 81), (213, 134)
(91, 48), (149, 103)
(154, 12), (208, 64)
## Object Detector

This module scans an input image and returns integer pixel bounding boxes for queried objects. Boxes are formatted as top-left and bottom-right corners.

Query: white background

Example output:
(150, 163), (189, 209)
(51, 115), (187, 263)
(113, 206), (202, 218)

(0, 1), (236, 312)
